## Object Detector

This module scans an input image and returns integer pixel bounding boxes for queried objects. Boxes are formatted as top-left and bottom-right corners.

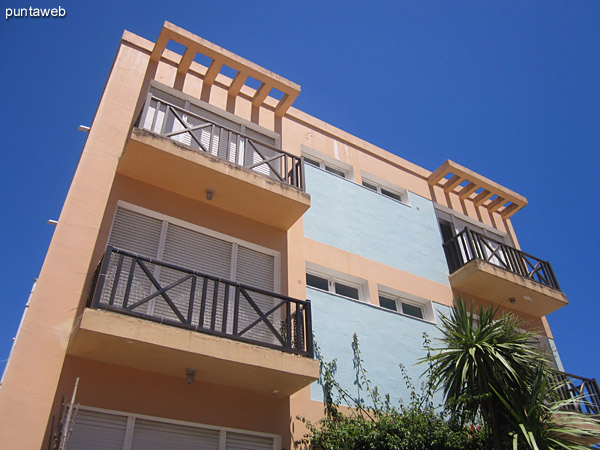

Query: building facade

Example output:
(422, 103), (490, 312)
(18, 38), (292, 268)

(0, 22), (597, 449)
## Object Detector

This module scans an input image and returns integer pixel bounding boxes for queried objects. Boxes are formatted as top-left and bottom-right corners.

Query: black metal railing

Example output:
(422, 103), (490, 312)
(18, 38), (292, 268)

(89, 246), (314, 358)
(554, 372), (600, 415)
(443, 228), (560, 290)
(138, 93), (305, 191)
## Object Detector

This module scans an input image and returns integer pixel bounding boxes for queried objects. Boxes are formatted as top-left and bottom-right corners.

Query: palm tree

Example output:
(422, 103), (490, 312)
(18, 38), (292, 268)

(425, 297), (600, 449)
(493, 365), (600, 449)
(425, 298), (544, 448)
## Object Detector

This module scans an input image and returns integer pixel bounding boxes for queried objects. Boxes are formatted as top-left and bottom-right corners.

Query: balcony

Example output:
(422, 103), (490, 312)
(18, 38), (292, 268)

(555, 372), (600, 416)
(554, 372), (600, 445)
(68, 246), (318, 395)
(116, 88), (310, 230)
(443, 228), (568, 315)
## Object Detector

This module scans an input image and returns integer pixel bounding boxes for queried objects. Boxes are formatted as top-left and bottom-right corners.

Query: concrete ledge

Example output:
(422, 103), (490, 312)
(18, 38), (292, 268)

(449, 259), (568, 316)
(117, 129), (310, 230)
(68, 309), (319, 396)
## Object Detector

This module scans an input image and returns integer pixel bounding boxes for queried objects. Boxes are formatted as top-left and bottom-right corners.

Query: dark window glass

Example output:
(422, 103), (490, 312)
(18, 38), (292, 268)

(306, 273), (328, 291)
(379, 296), (397, 311)
(381, 188), (403, 202)
(325, 165), (346, 178)
(304, 157), (321, 168)
(401, 302), (423, 319)
(362, 181), (378, 191)
(334, 282), (359, 300)
(439, 219), (455, 243)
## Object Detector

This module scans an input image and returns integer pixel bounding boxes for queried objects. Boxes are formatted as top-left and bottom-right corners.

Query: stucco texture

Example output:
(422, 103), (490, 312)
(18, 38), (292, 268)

(309, 287), (451, 407)
(303, 166), (449, 286)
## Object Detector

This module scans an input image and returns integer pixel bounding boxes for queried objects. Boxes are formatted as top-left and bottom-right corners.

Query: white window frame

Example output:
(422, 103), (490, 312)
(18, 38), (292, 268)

(305, 264), (368, 303)
(377, 286), (436, 323)
(360, 171), (410, 206)
(68, 405), (282, 450)
(110, 201), (281, 293)
(301, 145), (353, 180)
(435, 205), (512, 246)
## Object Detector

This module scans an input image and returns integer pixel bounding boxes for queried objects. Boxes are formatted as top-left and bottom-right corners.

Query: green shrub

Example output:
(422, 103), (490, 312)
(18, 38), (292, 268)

(297, 334), (490, 450)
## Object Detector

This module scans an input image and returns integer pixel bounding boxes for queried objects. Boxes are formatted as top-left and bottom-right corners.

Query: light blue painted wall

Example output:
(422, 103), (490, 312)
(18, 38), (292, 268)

(309, 287), (451, 407)
(547, 338), (565, 372)
(304, 166), (449, 285)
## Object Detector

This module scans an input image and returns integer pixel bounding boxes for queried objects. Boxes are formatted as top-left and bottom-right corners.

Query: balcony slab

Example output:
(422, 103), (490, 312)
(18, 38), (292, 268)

(68, 308), (319, 396)
(449, 259), (568, 316)
(117, 129), (310, 230)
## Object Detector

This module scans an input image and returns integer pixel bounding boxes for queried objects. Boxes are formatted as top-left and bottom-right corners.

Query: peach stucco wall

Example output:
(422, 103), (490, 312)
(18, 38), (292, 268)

(56, 356), (292, 443)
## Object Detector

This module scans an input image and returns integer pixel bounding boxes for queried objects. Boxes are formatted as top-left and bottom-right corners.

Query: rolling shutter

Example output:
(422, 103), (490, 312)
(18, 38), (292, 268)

(236, 246), (274, 291)
(131, 419), (220, 450)
(235, 246), (277, 343)
(68, 409), (276, 450)
(159, 222), (233, 328)
(108, 208), (163, 258)
(67, 410), (127, 450)
(103, 209), (163, 310)
(226, 432), (274, 450)
(104, 206), (277, 333)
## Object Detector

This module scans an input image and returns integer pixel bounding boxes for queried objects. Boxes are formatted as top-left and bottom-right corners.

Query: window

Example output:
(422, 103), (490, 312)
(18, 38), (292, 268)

(436, 207), (514, 272)
(377, 287), (435, 322)
(306, 273), (328, 291)
(306, 272), (362, 301)
(301, 145), (353, 180)
(378, 295), (424, 319)
(68, 407), (280, 450)
(304, 156), (348, 178)
(106, 203), (280, 341)
(361, 174), (409, 204)
(436, 207), (512, 246)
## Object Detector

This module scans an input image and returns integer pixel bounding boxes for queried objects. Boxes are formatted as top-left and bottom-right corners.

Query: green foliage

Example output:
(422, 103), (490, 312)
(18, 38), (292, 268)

(424, 297), (600, 450)
(297, 334), (490, 450)
(424, 298), (541, 428)
(299, 406), (489, 450)
(492, 367), (600, 450)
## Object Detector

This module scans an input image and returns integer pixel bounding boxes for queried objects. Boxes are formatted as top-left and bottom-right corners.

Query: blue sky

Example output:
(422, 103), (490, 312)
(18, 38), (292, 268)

(1, 1), (599, 383)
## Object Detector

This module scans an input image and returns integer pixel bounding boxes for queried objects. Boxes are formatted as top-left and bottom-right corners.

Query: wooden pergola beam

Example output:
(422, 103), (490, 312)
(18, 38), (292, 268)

(177, 48), (196, 75)
(443, 175), (464, 193)
(203, 60), (222, 87)
(252, 83), (271, 107)
(275, 92), (299, 118)
(228, 71), (247, 97)
(486, 196), (506, 214)
(457, 182), (478, 200)
(500, 203), (524, 219)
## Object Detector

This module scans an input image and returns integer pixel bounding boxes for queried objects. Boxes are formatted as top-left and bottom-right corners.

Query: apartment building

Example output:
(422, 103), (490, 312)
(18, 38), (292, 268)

(0, 22), (597, 449)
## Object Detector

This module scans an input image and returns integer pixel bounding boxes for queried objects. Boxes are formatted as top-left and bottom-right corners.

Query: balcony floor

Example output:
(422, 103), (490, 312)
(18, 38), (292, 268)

(68, 309), (319, 396)
(449, 259), (568, 316)
(118, 129), (310, 230)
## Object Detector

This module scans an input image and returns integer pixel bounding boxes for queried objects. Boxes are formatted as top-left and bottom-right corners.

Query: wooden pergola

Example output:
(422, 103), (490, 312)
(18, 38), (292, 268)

(150, 21), (301, 117)
(428, 160), (528, 219)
